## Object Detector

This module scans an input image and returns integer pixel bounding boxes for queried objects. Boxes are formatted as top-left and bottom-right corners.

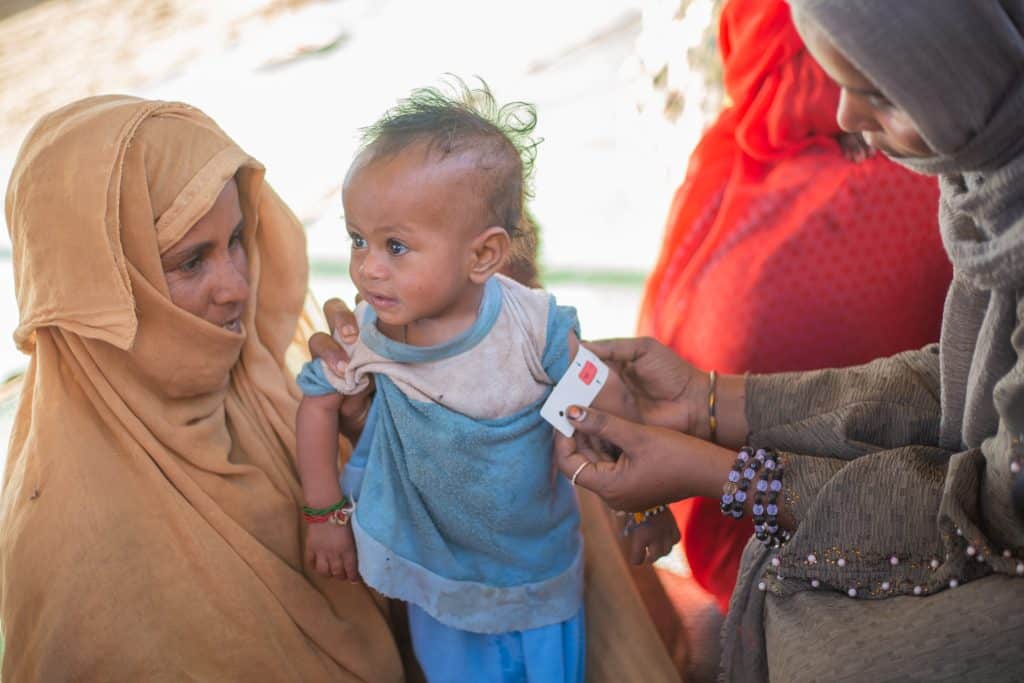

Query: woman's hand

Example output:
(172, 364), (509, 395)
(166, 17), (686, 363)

(585, 337), (709, 437)
(625, 509), (680, 565)
(555, 405), (734, 512)
(308, 298), (373, 441)
(586, 337), (749, 448)
(305, 522), (360, 582)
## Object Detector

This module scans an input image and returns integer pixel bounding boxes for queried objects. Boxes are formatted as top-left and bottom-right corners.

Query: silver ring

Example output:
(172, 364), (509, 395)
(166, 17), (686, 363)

(571, 461), (592, 487)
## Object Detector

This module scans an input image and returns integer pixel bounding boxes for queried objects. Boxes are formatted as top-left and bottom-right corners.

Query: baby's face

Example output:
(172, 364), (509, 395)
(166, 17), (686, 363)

(342, 143), (491, 332)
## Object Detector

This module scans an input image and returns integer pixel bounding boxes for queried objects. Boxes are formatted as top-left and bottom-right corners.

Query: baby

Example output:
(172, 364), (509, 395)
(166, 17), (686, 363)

(295, 81), (677, 682)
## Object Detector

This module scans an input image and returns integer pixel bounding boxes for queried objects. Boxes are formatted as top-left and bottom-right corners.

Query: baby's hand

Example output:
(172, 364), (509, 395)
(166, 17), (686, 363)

(625, 508), (680, 565)
(305, 522), (360, 582)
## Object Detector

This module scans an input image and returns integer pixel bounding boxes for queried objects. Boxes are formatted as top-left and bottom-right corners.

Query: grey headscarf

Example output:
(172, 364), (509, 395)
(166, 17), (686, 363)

(791, 0), (1024, 172)
(791, 0), (1024, 448)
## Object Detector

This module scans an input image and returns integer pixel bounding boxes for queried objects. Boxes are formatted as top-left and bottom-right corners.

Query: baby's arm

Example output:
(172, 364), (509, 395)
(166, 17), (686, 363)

(296, 394), (360, 581)
(567, 332), (680, 564)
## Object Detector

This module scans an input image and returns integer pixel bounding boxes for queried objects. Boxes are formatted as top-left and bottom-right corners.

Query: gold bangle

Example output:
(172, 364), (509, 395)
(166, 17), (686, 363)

(708, 369), (718, 444)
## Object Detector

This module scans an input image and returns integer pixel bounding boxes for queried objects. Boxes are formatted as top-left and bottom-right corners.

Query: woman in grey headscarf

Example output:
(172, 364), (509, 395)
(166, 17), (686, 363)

(553, 1), (1024, 679)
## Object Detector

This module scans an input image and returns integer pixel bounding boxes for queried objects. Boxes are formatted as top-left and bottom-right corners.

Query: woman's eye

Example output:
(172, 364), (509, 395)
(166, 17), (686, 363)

(387, 239), (408, 256)
(866, 93), (892, 109)
(350, 234), (367, 249)
(179, 255), (203, 273)
(229, 227), (244, 247)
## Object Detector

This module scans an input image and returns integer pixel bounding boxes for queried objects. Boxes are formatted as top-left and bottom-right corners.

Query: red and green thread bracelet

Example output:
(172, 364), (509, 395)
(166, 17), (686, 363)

(302, 497), (354, 525)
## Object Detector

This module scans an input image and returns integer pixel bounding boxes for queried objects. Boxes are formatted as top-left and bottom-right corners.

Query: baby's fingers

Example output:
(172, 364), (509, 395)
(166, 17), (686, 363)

(314, 552), (332, 577)
(327, 552), (346, 579)
(341, 546), (360, 583)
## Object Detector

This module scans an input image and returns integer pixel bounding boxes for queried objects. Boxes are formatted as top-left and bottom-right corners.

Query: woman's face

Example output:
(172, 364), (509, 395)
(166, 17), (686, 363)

(799, 19), (932, 159)
(160, 179), (250, 333)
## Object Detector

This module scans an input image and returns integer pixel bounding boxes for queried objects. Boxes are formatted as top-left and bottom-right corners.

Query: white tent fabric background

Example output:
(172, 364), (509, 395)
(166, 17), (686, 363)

(0, 0), (722, 464)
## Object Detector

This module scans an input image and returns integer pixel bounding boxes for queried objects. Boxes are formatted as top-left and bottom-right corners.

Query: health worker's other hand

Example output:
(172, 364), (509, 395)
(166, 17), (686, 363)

(585, 337), (709, 438)
(308, 298), (373, 441)
(305, 522), (360, 582)
(555, 405), (732, 512)
(625, 509), (680, 565)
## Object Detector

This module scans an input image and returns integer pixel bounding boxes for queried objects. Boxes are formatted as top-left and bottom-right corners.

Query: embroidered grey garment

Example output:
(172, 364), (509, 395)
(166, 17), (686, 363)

(721, 1), (1024, 680)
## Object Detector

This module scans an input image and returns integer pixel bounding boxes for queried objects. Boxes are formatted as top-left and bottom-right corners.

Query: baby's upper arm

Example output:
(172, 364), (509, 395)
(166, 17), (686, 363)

(566, 331), (640, 422)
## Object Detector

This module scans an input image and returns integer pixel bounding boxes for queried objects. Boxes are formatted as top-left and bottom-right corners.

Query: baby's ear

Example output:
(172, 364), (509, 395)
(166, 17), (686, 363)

(468, 226), (511, 284)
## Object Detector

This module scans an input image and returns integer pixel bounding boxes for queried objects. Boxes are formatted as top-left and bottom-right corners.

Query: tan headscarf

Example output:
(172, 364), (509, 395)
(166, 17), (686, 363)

(0, 96), (402, 682)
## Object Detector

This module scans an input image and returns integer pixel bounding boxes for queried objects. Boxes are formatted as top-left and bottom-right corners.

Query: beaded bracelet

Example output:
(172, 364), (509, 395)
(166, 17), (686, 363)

(720, 447), (765, 520)
(624, 505), (668, 534)
(752, 449), (790, 548)
(302, 497), (354, 526)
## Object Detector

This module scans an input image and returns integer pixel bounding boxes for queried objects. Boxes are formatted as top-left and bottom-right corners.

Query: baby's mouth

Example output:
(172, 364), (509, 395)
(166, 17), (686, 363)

(365, 293), (399, 309)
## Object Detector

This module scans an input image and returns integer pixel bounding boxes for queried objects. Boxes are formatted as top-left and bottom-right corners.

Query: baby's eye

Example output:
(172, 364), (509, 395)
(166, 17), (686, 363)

(387, 239), (408, 256)
(229, 226), (245, 248)
(349, 233), (367, 249)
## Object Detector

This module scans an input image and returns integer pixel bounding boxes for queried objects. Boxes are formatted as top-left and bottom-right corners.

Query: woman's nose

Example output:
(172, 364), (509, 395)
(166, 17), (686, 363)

(212, 256), (250, 306)
(836, 90), (882, 134)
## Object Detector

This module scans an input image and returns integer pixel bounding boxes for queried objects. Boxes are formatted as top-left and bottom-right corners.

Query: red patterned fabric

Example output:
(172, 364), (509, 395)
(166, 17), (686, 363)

(637, 0), (951, 614)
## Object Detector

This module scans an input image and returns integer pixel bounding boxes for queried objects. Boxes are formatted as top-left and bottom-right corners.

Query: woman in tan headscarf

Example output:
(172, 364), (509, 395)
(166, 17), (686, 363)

(0, 96), (682, 682)
(0, 95), (404, 681)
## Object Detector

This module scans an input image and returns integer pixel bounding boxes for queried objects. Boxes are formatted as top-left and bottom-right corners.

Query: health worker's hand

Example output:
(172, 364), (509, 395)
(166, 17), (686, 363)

(584, 337), (710, 437)
(625, 508), (681, 565)
(555, 405), (734, 513)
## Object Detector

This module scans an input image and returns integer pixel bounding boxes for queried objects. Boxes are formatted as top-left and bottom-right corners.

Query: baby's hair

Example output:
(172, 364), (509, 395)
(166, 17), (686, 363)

(358, 76), (540, 239)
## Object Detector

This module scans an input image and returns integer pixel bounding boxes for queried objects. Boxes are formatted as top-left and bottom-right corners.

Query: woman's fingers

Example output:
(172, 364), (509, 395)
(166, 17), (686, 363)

(629, 536), (648, 565)
(583, 337), (650, 364)
(565, 405), (646, 454)
(647, 536), (673, 563)
(552, 430), (624, 501)
(309, 298), (361, 373)
(552, 431), (586, 477)
(323, 298), (359, 344)
(308, 332), (349, 375)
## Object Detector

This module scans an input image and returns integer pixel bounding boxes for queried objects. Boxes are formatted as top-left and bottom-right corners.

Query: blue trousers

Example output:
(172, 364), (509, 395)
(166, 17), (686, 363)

(407, 603), (585, 683)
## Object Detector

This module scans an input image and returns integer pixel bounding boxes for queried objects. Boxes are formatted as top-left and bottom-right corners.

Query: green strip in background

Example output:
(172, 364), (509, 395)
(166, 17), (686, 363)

(540, 268), (647, 288)
(309, 259), (647, 288)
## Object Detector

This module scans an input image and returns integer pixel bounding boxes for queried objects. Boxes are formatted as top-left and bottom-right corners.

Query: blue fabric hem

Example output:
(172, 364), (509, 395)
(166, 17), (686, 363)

(296, 359), (337, 396)
(353, 516), (584, 634)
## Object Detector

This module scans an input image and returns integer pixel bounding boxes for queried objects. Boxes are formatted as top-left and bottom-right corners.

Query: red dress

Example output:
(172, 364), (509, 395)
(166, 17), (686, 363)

(637, 0), (951, 614)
